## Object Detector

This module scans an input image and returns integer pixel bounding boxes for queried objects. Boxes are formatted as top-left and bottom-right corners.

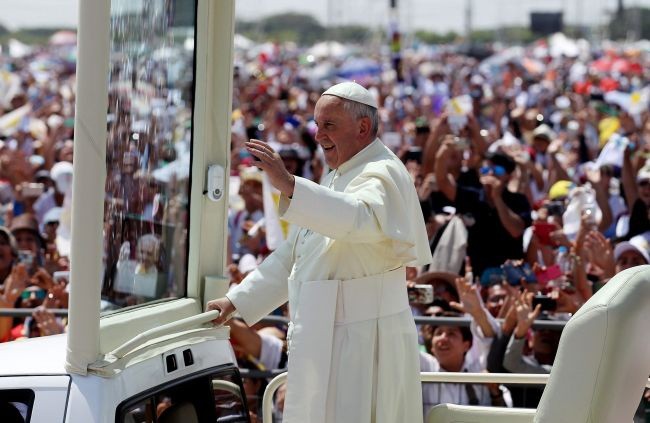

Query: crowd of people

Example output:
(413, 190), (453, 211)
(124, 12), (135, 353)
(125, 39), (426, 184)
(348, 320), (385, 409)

(1, 28), (650, 420)
(0, 38), (76, 342)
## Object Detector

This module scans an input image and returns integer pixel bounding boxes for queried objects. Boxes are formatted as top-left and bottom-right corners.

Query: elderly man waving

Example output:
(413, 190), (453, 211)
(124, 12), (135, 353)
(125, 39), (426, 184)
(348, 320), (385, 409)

(208, 81), (432, 423)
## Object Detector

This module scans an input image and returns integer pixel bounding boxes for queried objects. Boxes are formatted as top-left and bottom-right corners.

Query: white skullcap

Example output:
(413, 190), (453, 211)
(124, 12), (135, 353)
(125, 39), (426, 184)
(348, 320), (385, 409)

(322, 81), (378, 109)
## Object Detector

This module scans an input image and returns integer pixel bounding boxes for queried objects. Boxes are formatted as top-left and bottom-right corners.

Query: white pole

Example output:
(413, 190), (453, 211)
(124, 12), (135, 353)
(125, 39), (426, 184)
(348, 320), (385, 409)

(64, 0), (111, 375)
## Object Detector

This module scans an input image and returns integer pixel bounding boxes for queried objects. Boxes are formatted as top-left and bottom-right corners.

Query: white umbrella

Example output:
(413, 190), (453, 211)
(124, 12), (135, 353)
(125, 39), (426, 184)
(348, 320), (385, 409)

(307, 41), (349, 59)
(234, 34), (254, 51)
(49, 30), (77, 46)
(8, 39), (32, 58)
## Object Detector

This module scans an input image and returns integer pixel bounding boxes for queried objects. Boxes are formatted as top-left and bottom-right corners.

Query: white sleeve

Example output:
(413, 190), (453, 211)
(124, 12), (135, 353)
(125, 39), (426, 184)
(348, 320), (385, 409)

(279, 175), (387, 243)
(259, 332), (284, 370)
(226, 229), (298, 325)
(467, 311), (500, 368)
(280, 170), (432, 266)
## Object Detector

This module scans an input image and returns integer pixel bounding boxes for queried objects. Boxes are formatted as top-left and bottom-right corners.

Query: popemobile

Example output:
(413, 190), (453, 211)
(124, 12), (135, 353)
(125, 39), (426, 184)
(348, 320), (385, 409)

(0, 0), (649, 422)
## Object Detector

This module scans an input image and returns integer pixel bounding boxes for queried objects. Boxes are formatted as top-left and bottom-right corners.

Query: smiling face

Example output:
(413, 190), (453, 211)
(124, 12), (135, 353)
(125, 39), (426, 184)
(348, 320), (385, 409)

(14, 230), (39, 257)
(486, 284), (508, 317)
(616, 249), (647, 273)
(431, 325), (471, 372)
(314, 95), (372, 169)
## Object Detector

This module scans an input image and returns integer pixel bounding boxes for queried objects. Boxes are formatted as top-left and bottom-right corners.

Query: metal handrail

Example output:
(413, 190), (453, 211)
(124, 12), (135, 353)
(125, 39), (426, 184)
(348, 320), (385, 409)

(0, 309), (569, 330)
(254, 315), (569, 330)
(262, 372), (287, 423)
(108, 310), (220, 358)
(0, 308), (69, 317)
(261, 371), (650, 422)
(260, 372), (551, 422)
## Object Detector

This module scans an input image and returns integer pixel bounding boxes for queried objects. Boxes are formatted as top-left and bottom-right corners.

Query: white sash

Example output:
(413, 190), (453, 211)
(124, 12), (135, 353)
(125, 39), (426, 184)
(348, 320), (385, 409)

(282, 267), (409, 422)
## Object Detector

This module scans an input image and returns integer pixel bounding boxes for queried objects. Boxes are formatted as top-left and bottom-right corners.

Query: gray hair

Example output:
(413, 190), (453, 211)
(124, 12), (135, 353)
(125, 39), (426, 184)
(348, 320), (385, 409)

(341, 100), (379, 139)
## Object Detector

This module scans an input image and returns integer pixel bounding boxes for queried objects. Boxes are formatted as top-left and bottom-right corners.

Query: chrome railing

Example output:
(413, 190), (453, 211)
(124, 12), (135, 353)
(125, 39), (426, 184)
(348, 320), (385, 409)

(261, 372), (650, 422)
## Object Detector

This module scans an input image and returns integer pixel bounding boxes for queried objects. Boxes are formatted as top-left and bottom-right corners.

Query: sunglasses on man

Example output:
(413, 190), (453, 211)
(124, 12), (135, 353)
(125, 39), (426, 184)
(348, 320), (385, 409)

(480, 165), (506, 177)
(21, 288), (47, 301)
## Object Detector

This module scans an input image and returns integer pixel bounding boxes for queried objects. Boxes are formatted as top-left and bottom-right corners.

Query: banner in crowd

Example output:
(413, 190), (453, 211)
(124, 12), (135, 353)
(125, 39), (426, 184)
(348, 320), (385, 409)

(262, 172), (289, 250)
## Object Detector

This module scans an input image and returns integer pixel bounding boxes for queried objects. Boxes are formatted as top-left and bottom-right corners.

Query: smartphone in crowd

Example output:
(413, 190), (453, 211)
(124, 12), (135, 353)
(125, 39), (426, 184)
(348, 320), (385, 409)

(534, 264), (563, 287)
(404, 146), (423, 163)
(407, 284), (434, 304)
(21, 182), (45, 198)
(53, 271), (70, 284)
(17, 250), (36, 275)
(453, 136), (470, 150)
(17, 250), (34, 268)
(502, 262), (537, 285)
(533, 221), (558, 246)
(532, 294), (557, 312)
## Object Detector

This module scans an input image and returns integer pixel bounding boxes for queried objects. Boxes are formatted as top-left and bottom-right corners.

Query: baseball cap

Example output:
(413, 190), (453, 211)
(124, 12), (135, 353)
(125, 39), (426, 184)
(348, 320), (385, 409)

(532, 124), (556, 142)
(636, 166), (650, 183)
(614, 231), (650, 264)
(549, 180), (573, 200)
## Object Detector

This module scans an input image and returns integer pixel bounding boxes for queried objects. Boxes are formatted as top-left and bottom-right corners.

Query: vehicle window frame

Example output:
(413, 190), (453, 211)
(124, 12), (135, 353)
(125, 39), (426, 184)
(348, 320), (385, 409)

(115, 364), (249, 423)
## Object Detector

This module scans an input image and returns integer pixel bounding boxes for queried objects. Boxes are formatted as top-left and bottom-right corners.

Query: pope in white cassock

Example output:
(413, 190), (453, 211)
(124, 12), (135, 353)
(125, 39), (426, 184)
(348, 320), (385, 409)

(208, 81), (432, 423)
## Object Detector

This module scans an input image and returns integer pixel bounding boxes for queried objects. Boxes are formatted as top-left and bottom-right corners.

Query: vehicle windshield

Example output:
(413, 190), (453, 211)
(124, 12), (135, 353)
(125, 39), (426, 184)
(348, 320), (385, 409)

(101, 0), (197, 309)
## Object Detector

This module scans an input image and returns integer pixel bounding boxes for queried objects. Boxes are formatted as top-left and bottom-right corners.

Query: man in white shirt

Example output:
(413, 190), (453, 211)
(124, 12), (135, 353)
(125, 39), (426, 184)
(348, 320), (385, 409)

(208, 81), (432, 423)
(420, 314), (511, 419)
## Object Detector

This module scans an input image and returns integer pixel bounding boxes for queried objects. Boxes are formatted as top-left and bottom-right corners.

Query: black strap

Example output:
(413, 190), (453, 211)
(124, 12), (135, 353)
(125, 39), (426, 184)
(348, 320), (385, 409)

(464, 382), (480, 405)
(463, 369), (480, 406)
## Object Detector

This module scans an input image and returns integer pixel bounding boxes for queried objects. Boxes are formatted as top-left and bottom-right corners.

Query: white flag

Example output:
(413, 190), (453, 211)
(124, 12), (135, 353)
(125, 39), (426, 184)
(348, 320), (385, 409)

(262, 173), (289, 250)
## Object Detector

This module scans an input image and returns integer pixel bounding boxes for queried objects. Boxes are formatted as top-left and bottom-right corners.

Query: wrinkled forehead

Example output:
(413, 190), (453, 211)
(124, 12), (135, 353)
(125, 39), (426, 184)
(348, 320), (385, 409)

(315, 95), (346, 117)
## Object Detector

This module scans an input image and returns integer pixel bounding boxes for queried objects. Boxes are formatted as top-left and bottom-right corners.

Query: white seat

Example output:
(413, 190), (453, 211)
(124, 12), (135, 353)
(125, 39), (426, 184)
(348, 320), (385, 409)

(426, 265), (650, 423)
(427, 404), (534, 423)
(534, 265), (650, 422)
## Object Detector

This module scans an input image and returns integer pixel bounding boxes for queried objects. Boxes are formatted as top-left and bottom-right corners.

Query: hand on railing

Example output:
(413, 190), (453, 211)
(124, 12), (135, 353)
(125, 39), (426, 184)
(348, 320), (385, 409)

(206, 296), (236, 326)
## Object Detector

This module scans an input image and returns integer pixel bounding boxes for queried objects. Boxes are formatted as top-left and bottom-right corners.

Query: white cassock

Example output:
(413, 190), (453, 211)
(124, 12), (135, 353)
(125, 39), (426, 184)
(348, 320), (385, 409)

(227, 139), (432, 423)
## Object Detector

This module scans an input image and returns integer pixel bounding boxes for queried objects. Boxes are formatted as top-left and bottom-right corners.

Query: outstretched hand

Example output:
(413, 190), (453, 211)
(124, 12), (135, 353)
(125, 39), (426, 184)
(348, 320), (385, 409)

(513, 291), (541, 339)
(450, 257), (477, 314)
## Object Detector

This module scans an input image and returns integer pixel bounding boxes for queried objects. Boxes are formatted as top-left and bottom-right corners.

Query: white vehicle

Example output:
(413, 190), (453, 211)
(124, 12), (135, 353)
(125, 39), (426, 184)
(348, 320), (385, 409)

(0, 1), (250, 422)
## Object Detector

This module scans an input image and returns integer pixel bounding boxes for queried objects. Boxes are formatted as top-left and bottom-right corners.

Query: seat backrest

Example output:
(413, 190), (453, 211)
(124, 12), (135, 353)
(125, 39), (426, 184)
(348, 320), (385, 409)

(158, 401), (199, 423)
(427, 404), (535, 423)
(535, 265), (650, 423)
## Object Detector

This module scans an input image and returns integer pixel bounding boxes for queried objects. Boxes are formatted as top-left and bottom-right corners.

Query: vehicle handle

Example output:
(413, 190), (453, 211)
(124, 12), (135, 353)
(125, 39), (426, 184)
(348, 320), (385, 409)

(109, 310), (220, 358)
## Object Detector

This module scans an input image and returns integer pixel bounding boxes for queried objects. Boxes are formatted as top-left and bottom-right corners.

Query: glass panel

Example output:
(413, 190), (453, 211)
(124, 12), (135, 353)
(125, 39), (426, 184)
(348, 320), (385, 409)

(211, 373), (248, 422)
(121, 397), (155, 423)
(102, 0), (197, 309)
(0, 389), (34, 422)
